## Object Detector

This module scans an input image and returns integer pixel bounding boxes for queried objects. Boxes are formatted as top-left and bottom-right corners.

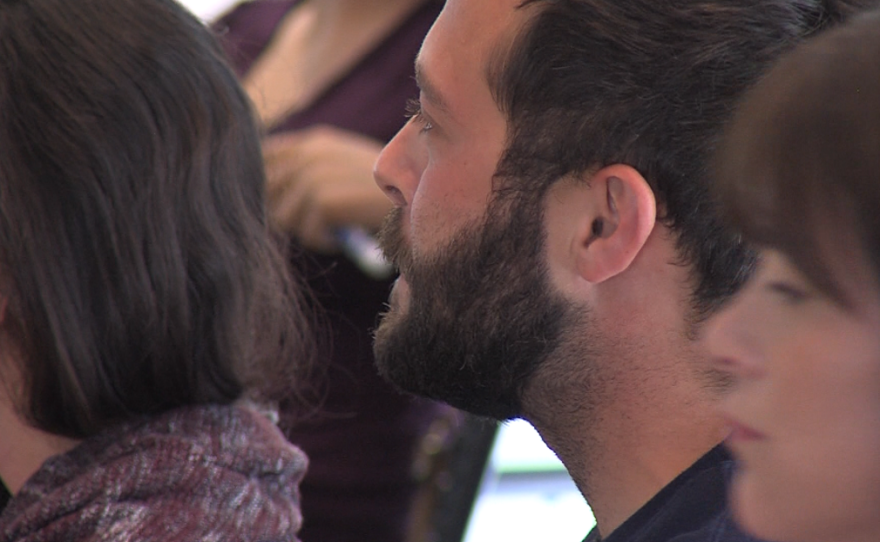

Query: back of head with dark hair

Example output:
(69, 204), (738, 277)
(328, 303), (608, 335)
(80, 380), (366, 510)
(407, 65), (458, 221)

(488, 0), (876, 318)
(714, 6), (880, 305)
(0, 0), (313, 438)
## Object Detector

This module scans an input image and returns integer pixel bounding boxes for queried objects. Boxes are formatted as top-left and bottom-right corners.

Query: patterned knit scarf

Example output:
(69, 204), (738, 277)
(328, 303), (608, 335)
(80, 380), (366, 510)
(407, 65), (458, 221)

(0, 403), (308, 542)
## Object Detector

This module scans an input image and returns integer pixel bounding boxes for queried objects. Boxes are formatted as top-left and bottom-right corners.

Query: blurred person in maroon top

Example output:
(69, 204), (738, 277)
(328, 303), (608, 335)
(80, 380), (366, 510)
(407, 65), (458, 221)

(215, 2), (447, 541)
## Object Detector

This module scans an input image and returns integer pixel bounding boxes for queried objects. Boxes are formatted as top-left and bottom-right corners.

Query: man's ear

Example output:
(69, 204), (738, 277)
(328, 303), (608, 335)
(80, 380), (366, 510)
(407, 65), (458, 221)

(572, 164), (656, 283)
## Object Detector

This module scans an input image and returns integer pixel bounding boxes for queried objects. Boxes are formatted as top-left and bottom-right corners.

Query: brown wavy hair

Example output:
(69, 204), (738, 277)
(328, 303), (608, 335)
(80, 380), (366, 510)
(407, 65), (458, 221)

(0, 0), (314, 438)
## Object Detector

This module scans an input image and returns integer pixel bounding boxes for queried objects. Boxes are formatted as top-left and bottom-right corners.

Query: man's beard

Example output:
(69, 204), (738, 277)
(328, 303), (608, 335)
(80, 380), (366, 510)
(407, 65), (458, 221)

(373, 199), (580, 420)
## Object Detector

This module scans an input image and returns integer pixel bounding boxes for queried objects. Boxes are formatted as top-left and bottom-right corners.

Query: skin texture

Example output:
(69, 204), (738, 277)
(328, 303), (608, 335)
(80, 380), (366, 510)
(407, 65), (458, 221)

(0, 388), (79, 494)
(373, 0), (725, 534)
(704, 248), (880, 542)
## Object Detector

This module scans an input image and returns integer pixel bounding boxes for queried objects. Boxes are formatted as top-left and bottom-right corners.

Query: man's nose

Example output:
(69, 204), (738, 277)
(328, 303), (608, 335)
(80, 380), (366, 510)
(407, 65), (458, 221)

(373, 120), (424, 208)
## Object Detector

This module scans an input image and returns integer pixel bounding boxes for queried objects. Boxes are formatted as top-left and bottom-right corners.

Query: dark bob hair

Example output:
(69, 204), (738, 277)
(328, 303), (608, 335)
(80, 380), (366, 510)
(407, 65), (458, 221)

(0, 0), (313, 438)
(713, 6), (880, 306)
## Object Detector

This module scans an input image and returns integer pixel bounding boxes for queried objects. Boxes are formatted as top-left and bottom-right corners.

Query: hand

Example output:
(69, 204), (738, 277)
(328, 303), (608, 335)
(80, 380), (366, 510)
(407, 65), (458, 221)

(262, 125), (393, 253)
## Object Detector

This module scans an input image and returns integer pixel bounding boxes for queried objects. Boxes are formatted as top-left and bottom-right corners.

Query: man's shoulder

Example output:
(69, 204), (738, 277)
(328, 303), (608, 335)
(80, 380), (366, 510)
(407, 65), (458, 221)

(583, 446), (762, 542)
(583, 504), (759, 542)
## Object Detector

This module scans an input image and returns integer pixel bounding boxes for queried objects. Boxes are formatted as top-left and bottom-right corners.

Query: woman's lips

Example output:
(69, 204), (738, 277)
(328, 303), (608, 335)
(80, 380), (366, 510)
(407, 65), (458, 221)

(725, 417), (767, 443)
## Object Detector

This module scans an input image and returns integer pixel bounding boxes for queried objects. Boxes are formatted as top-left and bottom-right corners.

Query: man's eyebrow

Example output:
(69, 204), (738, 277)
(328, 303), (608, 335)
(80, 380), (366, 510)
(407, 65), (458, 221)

(414, 61), (451, 116)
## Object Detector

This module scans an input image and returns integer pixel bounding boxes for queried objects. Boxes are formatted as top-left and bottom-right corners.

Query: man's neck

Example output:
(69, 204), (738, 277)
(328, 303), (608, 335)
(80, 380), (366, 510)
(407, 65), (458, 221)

(522, 362), (726, 537)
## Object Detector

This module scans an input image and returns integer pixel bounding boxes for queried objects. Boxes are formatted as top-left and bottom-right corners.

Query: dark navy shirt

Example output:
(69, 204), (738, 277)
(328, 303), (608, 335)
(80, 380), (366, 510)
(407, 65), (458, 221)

(0, 483), (8, 514)
(584, 446), (760, 542)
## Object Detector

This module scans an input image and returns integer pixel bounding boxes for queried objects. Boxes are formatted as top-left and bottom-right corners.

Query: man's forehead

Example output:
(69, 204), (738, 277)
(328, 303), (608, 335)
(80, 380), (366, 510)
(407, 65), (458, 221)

(416, 0), (535, 109)
(437, 0), (535, 55)
(440, 0), (529, 32)
(413, 61), (451, 115)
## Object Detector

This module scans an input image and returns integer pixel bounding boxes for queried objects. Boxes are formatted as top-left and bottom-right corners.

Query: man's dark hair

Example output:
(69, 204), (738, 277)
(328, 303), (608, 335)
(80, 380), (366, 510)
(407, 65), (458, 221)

(715, 6), (880, 307)
(0, 0), (314, 438)
(488, 0), (874, 317)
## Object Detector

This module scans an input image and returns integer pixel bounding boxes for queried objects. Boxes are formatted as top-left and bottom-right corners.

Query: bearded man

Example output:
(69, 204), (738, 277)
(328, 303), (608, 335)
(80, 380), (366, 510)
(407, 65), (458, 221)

(372, 0), (872, 540)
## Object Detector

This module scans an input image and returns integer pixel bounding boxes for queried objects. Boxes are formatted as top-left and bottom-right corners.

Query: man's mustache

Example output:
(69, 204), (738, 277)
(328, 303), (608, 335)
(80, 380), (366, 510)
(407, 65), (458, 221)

(377, 207), (413, 276)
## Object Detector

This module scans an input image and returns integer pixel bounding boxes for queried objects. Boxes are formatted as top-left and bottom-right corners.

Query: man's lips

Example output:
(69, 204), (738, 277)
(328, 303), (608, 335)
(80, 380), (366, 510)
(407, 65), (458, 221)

(387, 275), (410, 309)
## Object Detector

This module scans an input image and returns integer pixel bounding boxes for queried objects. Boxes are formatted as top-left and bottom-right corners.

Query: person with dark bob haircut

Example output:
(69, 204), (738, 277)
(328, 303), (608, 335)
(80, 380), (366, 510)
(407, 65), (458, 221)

(0, 0), (314, 539)
(705, 6), (880, 542)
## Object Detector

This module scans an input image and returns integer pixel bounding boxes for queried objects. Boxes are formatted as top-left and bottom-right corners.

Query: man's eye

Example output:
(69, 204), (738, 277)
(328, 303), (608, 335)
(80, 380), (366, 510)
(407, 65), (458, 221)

(405, 98), (434, 133)
(767, 282), (809, 304)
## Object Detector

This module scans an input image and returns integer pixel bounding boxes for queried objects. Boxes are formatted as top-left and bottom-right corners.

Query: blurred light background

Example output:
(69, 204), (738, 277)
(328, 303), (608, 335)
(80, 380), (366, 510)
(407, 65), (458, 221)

(179, 0), (238, 20)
